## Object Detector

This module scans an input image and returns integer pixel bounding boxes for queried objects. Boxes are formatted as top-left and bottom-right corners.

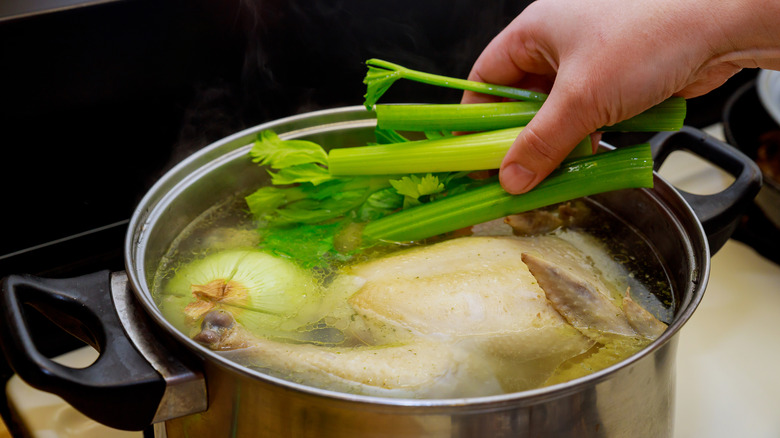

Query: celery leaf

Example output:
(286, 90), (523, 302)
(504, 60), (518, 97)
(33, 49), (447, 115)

(250, 130), (328, 168)
(390, 174), (445, 208)
(355, 188), (404, 221)
(251, 130), (331, 186)
(259, 222), (353, 270)
(363, 59), (403, 109)
(269, 163), (332, 186)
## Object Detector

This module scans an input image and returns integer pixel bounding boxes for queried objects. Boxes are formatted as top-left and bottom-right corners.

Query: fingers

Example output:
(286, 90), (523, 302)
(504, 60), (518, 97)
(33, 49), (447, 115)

(460, 0), (770, 195)
(459, 3), (586, 194)
(461, 34), (527, 105)
(499, 89), (597, 194)
(461, 13), (555, 105)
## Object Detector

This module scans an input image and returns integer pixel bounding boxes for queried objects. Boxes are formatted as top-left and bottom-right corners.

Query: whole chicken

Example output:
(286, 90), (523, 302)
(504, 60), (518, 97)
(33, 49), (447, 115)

(188, 232), (667, 398)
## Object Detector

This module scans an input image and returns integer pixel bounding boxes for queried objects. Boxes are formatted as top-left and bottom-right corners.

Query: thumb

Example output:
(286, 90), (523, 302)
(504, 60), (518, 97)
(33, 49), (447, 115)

(499, 91), (597, 194)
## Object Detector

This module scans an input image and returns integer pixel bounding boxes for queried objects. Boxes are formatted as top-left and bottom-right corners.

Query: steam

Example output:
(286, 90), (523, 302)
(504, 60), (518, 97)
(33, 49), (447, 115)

(168, 0), (529, 170)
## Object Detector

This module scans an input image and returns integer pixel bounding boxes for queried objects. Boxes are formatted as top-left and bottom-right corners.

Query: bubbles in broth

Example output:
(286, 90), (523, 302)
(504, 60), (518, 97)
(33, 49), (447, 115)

(152, 195), (674, 398)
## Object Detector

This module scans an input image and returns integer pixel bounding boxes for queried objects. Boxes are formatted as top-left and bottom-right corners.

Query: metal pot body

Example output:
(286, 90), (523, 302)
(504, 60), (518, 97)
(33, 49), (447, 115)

(158, 340), (676, 438)
(126, 107), (708, 438)
(1, 107), (761, 438)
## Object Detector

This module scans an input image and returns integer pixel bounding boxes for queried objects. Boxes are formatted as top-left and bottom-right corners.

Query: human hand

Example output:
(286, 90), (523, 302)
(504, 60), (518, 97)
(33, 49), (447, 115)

(464, 0), (780, 194)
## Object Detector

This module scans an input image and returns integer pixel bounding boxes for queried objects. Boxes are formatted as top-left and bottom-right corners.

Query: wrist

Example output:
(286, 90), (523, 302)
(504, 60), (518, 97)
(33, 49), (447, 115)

(707, 0), (780, 69)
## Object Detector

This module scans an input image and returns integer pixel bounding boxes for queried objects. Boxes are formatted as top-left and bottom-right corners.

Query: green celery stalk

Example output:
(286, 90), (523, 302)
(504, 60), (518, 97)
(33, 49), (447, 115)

(361, 143), (653, 243)
(601, 98), (687, 132)
(363, 59), (548, 109)
(376, 102), (541, 132)
(328, 127), (591, 176)
(375, 98), (686, 133)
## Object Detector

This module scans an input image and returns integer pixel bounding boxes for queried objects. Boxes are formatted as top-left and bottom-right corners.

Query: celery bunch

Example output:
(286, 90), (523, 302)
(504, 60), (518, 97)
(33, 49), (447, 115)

(245, 130), (651, 268)
(245, 131), (489, 267)
(243, 59), (682, 268)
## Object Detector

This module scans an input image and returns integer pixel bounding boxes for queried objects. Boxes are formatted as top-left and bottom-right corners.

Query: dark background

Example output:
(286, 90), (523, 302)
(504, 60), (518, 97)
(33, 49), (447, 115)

(0, 0), (760, 436)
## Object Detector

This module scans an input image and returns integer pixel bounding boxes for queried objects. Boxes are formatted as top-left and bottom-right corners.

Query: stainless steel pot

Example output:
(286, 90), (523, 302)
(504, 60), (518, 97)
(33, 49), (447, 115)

(0, 107), (762, 437)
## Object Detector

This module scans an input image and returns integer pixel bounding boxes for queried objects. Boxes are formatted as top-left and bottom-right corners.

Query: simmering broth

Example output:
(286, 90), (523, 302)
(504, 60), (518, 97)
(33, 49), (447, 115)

(151, 192), (674, 398)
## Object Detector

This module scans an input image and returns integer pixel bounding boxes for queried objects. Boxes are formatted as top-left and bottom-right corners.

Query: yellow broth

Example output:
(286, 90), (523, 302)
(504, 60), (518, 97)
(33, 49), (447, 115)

(151, 195), (674, 397)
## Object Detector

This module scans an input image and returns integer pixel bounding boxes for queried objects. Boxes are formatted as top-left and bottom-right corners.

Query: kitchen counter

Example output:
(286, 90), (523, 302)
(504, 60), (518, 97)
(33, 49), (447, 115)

(674, 238), (780, 437)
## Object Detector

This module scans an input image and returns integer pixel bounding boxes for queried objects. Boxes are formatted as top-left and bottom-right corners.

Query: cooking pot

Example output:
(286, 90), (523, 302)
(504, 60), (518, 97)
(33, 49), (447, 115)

(0, 107), (761, 437)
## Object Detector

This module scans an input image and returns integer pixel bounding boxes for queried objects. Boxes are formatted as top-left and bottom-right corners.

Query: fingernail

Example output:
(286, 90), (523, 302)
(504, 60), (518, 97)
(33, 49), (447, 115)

(500, 162), (536, 194)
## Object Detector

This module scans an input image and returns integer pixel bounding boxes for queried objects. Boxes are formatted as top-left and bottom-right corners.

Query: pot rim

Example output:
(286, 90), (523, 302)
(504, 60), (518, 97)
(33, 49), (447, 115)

(125, 105), (709, 409)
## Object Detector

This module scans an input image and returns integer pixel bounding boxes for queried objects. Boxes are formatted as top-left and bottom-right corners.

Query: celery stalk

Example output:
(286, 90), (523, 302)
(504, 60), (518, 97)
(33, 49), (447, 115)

(329, 128), (521, 175)
(328, 127), (591, 176)
(362, 143), (654, 243)
(363, 59), (548, 109)
(376, 102), (541, 132)
(375, 98), (686, 133)
(601, 98), (687, 132)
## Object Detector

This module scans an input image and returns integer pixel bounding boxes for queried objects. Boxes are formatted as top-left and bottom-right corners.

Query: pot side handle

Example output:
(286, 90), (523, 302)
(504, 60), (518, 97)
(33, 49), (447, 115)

(650, 126), (763, 255)
(0, 270), (201, 431)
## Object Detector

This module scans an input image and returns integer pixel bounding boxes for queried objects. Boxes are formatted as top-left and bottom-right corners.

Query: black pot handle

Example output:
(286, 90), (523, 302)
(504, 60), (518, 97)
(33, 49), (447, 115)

(650, 126), (763, 254)
(0, 271), (206, 431)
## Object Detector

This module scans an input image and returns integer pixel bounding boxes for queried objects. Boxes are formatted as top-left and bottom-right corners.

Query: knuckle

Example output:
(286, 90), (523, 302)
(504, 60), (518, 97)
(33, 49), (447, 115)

(520, 126), (560, 165)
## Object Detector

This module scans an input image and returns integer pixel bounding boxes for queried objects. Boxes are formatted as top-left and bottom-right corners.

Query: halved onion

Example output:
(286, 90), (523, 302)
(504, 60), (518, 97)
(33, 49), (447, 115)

(160, 249), (322, 336)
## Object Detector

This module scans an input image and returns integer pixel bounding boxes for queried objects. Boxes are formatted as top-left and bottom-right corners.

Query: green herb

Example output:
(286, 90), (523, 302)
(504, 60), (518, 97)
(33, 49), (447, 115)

(245, 130), (485, 268)
(249, 130), (331, 185)
(390, 174), (446, 208)
(375, 98), (686, 133)
(245, 129), (651, 268)
(363, 59), (548, 109)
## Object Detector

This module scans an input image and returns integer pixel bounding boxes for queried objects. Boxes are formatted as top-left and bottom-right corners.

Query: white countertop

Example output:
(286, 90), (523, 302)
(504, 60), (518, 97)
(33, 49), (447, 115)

(674, 239), (780, 437)
(5, 125), (779, 438)
(660, 125), (780, 437)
